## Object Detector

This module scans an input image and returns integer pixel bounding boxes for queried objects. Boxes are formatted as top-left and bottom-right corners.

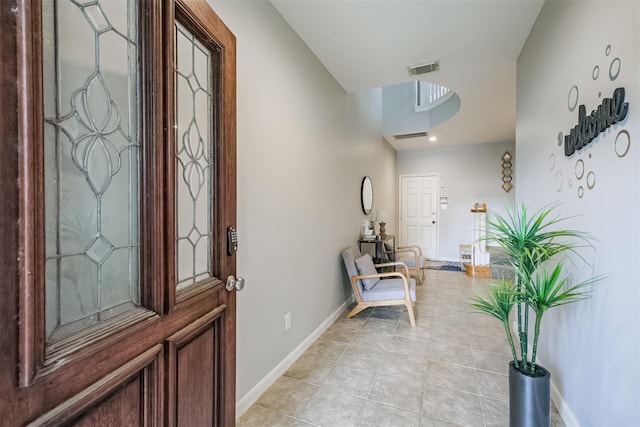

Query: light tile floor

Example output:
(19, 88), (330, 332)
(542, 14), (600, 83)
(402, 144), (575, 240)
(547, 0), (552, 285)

(238, 269), (565, 427)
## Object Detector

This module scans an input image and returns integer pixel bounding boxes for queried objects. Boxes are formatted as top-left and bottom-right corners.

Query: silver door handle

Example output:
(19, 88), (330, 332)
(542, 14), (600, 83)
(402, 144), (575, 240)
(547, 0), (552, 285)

(226, 275), (245, 292)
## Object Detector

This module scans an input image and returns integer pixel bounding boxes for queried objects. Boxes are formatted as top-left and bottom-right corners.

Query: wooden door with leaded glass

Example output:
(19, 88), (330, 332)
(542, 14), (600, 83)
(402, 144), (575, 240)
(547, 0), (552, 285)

(0, 0), (237, 425)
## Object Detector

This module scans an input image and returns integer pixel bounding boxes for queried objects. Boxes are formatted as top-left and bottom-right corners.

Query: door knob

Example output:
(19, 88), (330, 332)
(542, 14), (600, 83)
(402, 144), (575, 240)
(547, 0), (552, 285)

(226, 275), (245, 292)
(432, 221), (436, 224)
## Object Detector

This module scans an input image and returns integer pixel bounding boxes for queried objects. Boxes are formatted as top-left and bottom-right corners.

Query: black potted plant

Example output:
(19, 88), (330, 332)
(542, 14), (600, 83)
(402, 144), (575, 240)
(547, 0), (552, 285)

(470, 203), (601, 426)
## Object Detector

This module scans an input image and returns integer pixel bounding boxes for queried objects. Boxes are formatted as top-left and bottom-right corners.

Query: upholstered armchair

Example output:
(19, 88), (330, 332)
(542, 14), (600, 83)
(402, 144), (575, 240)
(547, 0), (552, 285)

(395, 245), (427, 285)
(342, 246), (417, 326)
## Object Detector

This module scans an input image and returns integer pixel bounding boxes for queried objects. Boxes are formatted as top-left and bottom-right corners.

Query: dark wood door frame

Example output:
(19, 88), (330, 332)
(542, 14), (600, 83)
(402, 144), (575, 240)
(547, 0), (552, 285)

(0, 0), (237, 424)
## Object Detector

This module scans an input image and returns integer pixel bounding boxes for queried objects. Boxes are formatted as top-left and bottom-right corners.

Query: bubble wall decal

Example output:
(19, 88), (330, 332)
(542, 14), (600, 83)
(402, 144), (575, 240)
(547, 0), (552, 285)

(550, 44), (630, 199)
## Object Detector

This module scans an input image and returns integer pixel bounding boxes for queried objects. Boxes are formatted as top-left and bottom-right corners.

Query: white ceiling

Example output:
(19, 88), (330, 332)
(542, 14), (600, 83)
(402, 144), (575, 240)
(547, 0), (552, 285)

(270, 0), (544, 150)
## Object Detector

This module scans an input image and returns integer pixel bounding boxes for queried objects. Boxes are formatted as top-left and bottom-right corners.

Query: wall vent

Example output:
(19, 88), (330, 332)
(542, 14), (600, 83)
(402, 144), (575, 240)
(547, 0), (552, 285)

(394, 131), (428, 140)
(407, 60), (439, 76)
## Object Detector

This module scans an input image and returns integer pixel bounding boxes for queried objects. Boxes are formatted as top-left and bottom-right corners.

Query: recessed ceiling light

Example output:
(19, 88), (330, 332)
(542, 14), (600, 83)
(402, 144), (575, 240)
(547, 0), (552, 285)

(429, 136), (438, 142)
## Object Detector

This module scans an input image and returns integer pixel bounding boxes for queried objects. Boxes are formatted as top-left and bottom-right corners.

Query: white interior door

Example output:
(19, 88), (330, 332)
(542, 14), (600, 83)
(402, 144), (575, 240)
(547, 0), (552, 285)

(400, 175), (438, 259)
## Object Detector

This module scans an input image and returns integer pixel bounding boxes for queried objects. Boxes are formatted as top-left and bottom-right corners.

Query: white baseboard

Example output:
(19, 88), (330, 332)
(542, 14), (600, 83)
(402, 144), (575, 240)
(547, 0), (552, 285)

(235, 300), (348, 418)
(550, 374), (579, 427)
(520, 356), (578, 427)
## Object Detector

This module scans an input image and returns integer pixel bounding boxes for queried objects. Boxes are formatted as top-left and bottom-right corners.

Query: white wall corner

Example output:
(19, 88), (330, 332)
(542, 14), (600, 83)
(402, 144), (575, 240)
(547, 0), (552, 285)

(235, 300), (348, 419)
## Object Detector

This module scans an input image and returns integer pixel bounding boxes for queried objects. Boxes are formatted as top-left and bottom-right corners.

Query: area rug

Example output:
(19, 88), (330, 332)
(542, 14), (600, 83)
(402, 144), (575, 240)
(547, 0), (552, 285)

(426, 261), (463, 271)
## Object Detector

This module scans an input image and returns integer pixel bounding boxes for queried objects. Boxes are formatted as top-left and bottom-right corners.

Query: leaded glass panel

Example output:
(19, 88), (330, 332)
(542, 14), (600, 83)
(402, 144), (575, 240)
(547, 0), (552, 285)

(42, 0), (140, 341)
(174, 22), (214, 290)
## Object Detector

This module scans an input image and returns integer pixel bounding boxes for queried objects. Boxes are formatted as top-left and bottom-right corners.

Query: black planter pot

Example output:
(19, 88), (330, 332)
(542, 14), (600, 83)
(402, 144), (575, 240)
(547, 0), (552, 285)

(508, 361), (551, 427)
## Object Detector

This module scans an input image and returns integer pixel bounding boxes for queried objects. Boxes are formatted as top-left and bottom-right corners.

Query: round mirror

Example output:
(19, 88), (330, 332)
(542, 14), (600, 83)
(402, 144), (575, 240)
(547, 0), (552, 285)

(361, 176), (373, 215)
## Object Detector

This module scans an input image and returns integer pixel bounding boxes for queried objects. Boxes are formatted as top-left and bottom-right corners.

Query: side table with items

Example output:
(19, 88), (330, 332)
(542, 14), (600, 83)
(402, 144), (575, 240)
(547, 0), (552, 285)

(358, 235), (425, 283)
(358, 235), (396, 266)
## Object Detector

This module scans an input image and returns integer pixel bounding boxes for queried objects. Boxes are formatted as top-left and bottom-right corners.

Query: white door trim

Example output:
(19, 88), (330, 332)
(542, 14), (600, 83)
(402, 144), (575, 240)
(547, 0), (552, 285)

(398, 173), (439, 260)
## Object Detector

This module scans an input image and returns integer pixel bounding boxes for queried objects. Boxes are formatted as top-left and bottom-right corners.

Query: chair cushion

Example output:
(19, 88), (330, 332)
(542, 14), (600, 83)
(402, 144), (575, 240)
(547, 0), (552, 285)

(418, 256), (427, 269)
(343, 246), (365, 293)
(361, 277), (417, 302)
(397, 254), (427, 269)
(355, 253), (380, 290)
(342, 246), (360, 277)
(396, 254), (416, 267)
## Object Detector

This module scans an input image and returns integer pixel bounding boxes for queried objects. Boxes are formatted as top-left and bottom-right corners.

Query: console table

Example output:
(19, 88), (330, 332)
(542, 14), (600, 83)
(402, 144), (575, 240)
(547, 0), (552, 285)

(358, 235), (395, 262)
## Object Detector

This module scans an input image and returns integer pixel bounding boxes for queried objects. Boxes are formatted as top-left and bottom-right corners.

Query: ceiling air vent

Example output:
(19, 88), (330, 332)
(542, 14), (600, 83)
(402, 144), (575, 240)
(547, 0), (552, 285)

(394, 131), (428, 140)
(407, 60), (439, 76)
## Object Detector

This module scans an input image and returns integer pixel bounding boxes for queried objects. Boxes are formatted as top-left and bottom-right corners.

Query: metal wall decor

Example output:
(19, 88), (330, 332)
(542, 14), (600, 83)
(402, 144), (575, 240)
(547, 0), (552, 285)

(563, 87), (628, 157)
(550, 44), (631, 199)
(501, 151), (513, 192)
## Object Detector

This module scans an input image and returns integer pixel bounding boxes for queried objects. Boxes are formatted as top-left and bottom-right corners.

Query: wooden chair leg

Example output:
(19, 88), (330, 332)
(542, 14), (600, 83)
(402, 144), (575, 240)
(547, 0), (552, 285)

(346, 303), (368, 319)
(405, 301), (416, 326)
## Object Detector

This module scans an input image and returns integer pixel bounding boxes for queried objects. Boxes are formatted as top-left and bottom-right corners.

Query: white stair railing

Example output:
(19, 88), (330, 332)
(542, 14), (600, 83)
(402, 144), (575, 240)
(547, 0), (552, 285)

(415, 81), (453, 112)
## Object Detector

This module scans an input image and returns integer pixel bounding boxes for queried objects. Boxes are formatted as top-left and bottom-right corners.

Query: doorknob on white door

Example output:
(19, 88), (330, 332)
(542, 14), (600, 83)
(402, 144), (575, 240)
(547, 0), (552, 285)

(226, 275), (245, 291)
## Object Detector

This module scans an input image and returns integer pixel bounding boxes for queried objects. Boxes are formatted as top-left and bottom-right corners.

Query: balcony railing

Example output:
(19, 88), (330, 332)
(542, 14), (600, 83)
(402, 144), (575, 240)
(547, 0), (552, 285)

(415, 81), (453, 112)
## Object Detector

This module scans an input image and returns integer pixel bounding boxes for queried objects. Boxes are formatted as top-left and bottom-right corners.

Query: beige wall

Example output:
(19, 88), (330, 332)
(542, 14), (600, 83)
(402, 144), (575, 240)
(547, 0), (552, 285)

(517, 1), (639, 425)
(397, 141), (516, 260)
(208, 0), (397, 410)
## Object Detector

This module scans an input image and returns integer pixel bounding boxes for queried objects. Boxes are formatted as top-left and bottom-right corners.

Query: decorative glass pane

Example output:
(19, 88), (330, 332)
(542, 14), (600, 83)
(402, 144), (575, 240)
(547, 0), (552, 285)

(174, 22), (214, 290)
(42, 0), (140, 341)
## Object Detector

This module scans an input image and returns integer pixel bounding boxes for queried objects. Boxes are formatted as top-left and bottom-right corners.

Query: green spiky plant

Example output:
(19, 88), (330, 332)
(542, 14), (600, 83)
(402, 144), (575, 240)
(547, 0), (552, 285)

(471, 203), (601, 376)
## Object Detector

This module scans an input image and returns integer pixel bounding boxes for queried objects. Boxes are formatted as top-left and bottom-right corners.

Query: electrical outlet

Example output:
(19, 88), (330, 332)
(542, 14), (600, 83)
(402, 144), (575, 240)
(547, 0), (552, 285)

(284, 313), (291, 331)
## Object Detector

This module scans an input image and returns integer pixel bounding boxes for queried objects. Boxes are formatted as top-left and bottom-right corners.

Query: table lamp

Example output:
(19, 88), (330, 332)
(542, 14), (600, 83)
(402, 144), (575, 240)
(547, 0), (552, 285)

(375, 209), (389, 239)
